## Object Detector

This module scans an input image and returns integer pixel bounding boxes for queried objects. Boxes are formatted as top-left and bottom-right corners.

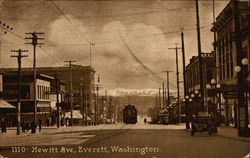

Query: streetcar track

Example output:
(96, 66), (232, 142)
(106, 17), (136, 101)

(57, 124), (135, 158)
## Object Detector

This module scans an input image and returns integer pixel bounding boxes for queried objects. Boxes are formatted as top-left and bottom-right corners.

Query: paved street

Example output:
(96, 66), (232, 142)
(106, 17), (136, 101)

(0, 124), (249, 158)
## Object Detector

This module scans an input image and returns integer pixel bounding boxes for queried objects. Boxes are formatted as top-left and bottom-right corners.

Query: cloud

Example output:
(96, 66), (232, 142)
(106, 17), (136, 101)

(92, 21), (178, 90)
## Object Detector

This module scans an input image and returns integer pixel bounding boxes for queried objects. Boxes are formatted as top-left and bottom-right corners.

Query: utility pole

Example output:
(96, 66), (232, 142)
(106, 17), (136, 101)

(25, 32), (44, 134)
(169, 44), (182, 124)
(109, 96), (112, 123)
(11, 49), (28, 135)
(64, 60), (76, 126)
(105, 90), (108, 124)
(195, 0), (205, 111)
(158, 88), (161, 109)
(80, 84), (84, 126)
(162, 82), (165, 108)
(95, 74), (101, 125)
(180, 29), (190, 129)
(212, 0), (217, 70)
(85, 84), (88, 126)
(55, 73), (60, 128)
(89, 43), (94, 67)
(162, 71), (173, 107)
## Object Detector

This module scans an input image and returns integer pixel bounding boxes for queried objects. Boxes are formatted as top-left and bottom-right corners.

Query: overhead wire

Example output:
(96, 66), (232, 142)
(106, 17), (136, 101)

(94, 26), (208, 45)
(1, 25), (62, 66)
(50, 0), (91, 44)
(119, 34), (177, 88)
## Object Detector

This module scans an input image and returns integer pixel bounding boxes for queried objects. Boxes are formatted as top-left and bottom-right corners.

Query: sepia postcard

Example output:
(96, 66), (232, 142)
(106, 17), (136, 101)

(0, 0), (250, 158)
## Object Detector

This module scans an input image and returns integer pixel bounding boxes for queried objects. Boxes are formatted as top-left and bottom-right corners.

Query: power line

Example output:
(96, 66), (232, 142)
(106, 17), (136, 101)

(2, 28), (61, 65)
(94, 26), (208, 45)
(120, 35), (176, 88)
(50, 0), (91, 44)
(199, 0), (213, 11)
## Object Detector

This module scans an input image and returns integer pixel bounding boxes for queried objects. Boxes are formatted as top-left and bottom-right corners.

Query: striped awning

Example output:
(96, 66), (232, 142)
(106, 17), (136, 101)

(0, 99), (16, 109)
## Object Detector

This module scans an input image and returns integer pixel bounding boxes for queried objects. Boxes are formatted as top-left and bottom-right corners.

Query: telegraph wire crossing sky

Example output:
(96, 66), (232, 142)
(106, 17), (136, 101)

(0, 0), (228, 91)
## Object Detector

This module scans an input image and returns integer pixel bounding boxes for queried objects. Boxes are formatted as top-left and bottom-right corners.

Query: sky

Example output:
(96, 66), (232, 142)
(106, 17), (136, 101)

(0, 0), (229, 92)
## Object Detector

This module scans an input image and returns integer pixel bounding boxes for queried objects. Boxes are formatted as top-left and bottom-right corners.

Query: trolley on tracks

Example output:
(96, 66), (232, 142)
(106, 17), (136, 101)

(123, 104), (137, 124)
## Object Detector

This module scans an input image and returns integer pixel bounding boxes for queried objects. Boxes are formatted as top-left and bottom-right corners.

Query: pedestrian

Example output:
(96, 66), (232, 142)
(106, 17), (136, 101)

(66, 118), (69, 126)
(1, 121), (6, 133)
(26, 122), (30, 131)
(46, 119), (50, 127)
(38, 120), (42, 132)
(21, 122), (25, 132)
(31, 122), (35, 133)
(60, 118), (64, 126)
(144, 118), (147, 124)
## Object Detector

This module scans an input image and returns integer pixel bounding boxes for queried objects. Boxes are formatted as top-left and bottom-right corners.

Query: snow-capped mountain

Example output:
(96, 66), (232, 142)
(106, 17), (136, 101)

(99, 88), (177, 96)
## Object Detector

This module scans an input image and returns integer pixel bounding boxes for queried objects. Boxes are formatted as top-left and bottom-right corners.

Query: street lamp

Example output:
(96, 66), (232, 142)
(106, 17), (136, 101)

(209, 79), (221, 117)
(195, 90), (199, 95)
(184, 95), (191, 129)
(190, 91), (200, 116)
(234, 58), (249, 137)
(242, 58), (249, 65)
(234, 66), (241, 73)
(191, 93), (195, 98)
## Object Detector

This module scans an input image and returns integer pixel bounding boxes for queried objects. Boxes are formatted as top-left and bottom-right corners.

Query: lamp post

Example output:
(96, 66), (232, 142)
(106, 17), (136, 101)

(190, 90), (200, 116)
(207, 79), (221, 120)
(185, 95), (191, 129)
(234, 58), (249, 137)
(191, 93), (195, 115)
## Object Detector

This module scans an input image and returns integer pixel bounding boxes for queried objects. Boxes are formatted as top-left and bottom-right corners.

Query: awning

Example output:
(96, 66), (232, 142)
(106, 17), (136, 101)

(65, 110), (91, 120)
(0, 100), (16, 109)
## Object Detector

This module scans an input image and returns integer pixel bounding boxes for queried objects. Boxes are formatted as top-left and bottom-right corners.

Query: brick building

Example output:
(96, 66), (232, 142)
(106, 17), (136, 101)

(185, 52), (215, 114)
(211, 0), (250, 127)
(0, 72), (54, 126)
(0, 65), (96, 124)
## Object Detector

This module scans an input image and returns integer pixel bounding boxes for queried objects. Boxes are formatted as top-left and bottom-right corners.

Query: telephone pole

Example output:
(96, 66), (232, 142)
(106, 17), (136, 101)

(180, 29), (189, 129)
(89, 43), (94, 67)
(80, 83), (87, 126)
(55, 73), (60, 128)
(162, 71), (173, 107)
(195, 0), (205, 111)
(85, 84), (88, 126)
(11, 49), (28, 135)
(169, 44), (182, 124)
(64, 60), (76, 126)
(25, 32), (44, 134)
(158, 88), (161, 109)
(162, 82), (165, 108)
(95, 74), (101, 125)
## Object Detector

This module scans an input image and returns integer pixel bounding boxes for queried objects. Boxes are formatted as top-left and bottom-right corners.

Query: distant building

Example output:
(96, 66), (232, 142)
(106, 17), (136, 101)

(0, 72), (53, 126)
(185, 52), (215, 114)
(211, 0), (249, 126)
(0, 65), (96, 124)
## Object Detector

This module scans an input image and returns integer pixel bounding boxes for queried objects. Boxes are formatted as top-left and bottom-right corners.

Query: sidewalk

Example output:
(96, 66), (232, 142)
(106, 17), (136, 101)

(0, 124), (114, 146)
(0, 124), (110, 137)
(217, 125), (250, 142)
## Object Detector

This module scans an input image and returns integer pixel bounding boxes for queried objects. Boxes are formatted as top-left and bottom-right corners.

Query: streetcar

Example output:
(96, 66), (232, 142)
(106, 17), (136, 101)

(123, 104), (137, 124)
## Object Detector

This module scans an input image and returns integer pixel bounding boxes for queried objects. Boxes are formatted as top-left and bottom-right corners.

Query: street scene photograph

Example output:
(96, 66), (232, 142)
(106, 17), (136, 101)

(0, 0), (250, 158)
